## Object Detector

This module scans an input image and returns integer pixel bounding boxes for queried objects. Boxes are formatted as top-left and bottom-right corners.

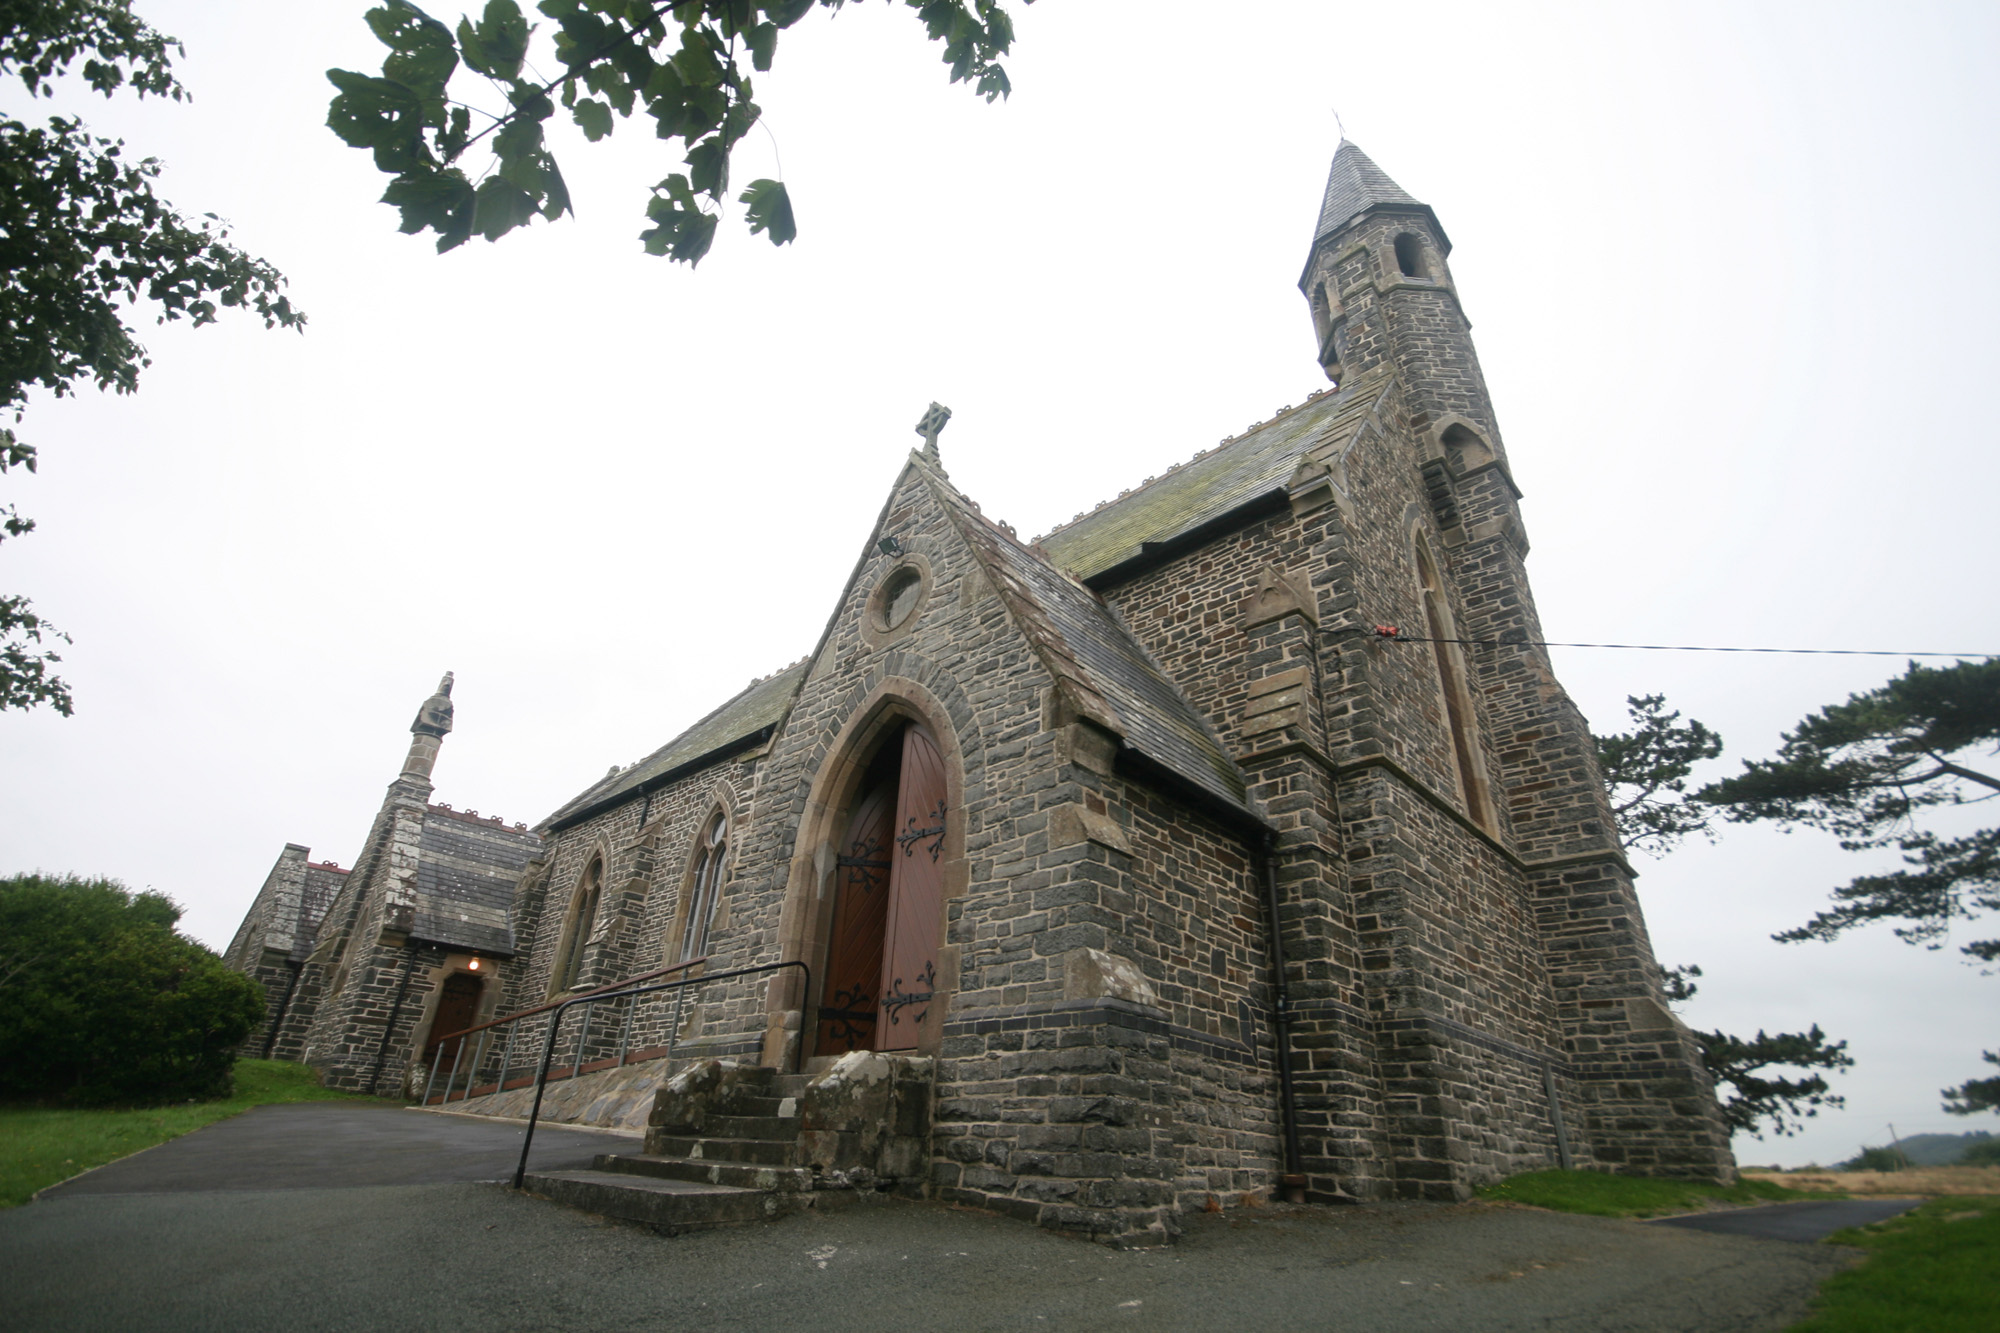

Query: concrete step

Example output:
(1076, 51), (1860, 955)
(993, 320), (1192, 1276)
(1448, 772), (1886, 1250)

(701, 1114), (796, 1140)
(597, 1151), (813, 1193)
(648, 1134), (800, 1166)
(521, 1170), (799, 1234)
(730, 1094), (801, 1118)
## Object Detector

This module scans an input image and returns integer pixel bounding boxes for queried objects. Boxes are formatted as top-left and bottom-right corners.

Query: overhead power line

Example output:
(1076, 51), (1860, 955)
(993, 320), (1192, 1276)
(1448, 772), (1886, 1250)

(1366, 627), (1992, 659)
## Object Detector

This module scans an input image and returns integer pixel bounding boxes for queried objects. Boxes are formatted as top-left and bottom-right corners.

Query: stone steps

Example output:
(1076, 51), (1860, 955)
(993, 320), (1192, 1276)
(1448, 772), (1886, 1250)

(648, 1134), (801, 1166)
(522, 1169), (799, 1234)
(520, 1056), (930, 1236)
(596, 1150), (813, 1192)
(695, 1113), (795, 1140)
(521, 1065), (814, 1233)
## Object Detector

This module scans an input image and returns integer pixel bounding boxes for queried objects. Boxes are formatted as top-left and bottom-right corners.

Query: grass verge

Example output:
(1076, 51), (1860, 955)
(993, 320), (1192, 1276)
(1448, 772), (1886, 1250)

(1787, 1195), (2000, 1332)
(1477, 1168), (1823, 1218)
(0, 1059), (371, 1208)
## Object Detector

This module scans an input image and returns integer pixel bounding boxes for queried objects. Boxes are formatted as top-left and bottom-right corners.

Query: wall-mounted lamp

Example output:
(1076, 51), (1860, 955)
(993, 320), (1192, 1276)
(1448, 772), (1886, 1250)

(467, 958), (480, 970)
(878, 536), (903, 556)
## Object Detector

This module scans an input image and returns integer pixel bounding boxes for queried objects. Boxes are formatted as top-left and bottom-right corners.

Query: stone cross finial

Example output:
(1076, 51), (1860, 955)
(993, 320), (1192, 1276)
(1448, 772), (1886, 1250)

(914, 402), (952, 461)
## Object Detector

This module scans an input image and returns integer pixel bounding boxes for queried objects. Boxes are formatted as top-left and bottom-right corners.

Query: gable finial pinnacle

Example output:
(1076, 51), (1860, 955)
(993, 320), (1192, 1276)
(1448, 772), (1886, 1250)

(914, 401), (952, 463)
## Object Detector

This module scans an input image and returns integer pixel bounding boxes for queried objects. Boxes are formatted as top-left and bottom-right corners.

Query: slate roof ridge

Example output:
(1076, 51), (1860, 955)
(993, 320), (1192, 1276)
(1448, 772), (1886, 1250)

(914, 458), (1253, 818)
(1032, 386), (1345, 544)
(542, 657), (810, 826)
(911, 456), (1126, 735)
(426, 803), (541, 836)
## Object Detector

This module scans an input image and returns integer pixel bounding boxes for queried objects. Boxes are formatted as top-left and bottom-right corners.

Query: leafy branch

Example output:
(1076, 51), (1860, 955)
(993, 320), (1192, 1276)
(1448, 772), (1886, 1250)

(1660, 963), (1853, 1139)
(326, 0), (1028, 263)
(1943, 1050), (1999, 1116)
(1593, 693), (1725, 856)
(1, 2), (305, 717)
(1701, 659), (2000, 966)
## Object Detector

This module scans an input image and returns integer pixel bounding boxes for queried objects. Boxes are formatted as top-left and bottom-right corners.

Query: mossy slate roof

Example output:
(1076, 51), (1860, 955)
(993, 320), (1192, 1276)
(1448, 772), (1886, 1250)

(543, 662), (807, 827)
(1039, 380), (1373, 583)
(925, 466), (1252, 819)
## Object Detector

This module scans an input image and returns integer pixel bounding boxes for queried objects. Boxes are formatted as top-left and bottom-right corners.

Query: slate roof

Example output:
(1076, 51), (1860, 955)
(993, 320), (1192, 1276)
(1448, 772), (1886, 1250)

(1038, 378), (1378, 583)
(923, 464), (1254, 820)
(1309, 139), (1439, 249)
(410, 808), (544, 955)
(543, 661), (808, 828)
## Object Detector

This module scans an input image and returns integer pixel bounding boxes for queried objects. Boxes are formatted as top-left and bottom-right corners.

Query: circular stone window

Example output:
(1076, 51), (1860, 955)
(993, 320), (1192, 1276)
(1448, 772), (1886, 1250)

(878, 565), (925, 630)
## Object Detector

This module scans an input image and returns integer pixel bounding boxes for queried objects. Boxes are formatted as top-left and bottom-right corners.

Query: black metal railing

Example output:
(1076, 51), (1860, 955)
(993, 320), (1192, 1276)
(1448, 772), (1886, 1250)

(510, 959), (811, 1189)
(420, 956), (711, 1110)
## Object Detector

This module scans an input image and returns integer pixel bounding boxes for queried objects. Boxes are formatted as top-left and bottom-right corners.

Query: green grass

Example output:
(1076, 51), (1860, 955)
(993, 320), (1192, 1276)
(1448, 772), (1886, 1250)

(1787, 1195), (2000, 1332)
(0, 1059), (371, 1208)
(1477, 1168), (1822, 1218)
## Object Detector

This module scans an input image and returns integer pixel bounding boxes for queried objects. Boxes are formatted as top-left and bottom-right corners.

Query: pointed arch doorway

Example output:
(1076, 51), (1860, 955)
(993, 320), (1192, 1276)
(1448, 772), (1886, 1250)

(814, 720), (948, 1056)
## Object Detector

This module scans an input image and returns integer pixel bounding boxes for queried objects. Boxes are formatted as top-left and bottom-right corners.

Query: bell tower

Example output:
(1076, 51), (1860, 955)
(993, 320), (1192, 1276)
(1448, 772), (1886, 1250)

(1297, 141), (1511, 483)
(1294, 141), (1738, 1186)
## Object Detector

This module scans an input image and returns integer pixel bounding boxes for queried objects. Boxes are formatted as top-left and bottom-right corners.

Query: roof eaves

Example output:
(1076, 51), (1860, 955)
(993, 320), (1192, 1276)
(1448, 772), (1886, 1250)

(542, 719), (782, 835)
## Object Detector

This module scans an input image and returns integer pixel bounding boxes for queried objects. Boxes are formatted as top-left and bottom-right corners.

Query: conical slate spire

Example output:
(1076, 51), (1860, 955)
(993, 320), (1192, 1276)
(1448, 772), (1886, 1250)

(1310, 141), (1432, 248)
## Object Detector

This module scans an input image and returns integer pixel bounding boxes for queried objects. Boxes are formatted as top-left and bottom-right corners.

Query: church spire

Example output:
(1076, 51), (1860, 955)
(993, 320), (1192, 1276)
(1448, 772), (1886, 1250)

(1309, 140), (1440, 251)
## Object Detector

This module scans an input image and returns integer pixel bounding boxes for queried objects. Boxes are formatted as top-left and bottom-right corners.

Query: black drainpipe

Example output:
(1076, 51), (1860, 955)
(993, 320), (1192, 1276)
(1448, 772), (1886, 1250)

(369, 941), (421, 1096)
(1258, 828), (1308, 1203)
(261, 959), (304, 1059)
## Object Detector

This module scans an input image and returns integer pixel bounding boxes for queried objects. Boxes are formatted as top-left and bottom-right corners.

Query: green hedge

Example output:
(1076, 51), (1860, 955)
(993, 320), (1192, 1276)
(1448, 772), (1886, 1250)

(0, 874), (264, 1105)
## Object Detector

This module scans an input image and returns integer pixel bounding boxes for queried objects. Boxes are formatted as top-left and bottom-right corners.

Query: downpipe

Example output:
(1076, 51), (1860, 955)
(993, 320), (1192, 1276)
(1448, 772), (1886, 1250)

(1259, 829), (1308, 1203)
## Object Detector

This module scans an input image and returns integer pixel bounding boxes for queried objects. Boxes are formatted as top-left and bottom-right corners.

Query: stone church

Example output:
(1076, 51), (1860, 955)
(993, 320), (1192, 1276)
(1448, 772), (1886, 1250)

(228, 142), (1735, 1241)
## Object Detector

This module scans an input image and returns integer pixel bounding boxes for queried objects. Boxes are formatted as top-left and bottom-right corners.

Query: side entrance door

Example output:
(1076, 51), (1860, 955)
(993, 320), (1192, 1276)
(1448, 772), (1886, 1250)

(425, 972), (483, 1065)
(878, 723), (946, 1050)
(814, 721), (948, 1054)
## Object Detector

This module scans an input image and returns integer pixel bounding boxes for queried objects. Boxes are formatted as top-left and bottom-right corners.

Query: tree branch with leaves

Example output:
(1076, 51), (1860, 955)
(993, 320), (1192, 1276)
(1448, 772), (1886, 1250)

(1700, 658), (2000, 966)
(328, 0), (1028, 263)
(1, 0), (305, 716)
(1595, 693), (1724, 857)
(1593, 705), (1852, 1139)
(1657, 964), (1853, 1138)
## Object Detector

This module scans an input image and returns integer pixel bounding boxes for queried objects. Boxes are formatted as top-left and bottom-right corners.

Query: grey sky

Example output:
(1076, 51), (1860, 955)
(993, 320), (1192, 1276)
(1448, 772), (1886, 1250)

(3, 0), (1996, 1167)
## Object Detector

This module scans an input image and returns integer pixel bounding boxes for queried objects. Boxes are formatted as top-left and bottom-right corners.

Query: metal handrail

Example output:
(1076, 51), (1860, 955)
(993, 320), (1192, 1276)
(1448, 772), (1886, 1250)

(420, 956), (710, 1108)
(510, 959), (811, 1190)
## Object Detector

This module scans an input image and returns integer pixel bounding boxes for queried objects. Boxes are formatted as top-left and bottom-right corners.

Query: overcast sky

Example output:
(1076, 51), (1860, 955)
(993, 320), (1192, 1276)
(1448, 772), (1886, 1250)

(4, 0), (1996, 1167)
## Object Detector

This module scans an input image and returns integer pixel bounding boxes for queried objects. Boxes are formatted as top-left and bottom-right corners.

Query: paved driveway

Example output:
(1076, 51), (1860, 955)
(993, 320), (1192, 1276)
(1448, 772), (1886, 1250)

(1650, 1197), (1923, 1243)
(37, 1101), (634, 1196)
(2, 1105), (1857, 1333)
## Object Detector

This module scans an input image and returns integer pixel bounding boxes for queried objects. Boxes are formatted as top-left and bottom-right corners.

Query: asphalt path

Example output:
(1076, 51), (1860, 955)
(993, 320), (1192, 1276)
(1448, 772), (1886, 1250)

(0, 1103), (1860, 1333)
(34, 1101), (635, 1195)
(1650, 1197), (1923, 1243)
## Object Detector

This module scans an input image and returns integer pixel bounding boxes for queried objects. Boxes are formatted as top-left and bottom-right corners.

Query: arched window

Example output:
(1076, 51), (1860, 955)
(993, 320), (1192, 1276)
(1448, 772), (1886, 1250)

(1440, 422), (1494, 470)
(1394, 232), (1427, 279)
(679, 812), (729, 963)
(1415, 537), (1495, 831)
(551, 856), (602, 993)
(1311, 280), (1344, 380)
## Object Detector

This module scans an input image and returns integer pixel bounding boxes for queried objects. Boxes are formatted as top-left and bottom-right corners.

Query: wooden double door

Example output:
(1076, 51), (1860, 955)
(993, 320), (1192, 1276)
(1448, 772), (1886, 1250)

(815, 721), (948, 1054)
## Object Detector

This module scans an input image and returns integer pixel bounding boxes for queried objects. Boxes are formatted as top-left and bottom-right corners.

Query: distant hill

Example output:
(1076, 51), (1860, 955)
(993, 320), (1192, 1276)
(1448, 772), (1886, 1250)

(1890, 1131), (1994, 1166)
